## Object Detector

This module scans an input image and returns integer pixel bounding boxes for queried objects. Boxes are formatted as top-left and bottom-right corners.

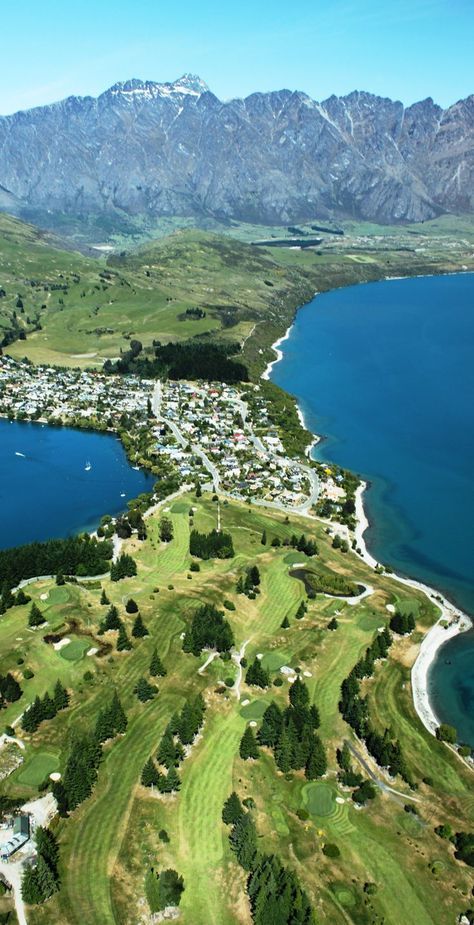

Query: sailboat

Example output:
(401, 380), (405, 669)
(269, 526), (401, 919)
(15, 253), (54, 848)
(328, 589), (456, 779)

(85, 461), (92, 471)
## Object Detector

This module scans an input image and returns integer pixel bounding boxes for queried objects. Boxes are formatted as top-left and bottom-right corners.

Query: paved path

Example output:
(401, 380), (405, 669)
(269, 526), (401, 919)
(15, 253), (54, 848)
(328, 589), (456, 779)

(346, 740), (421, 804)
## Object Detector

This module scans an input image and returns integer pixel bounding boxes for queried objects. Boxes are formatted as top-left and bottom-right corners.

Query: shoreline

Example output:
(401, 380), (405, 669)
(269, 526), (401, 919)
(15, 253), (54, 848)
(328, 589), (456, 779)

(354, 482), (473, 736)
(263, 320), (473, 741)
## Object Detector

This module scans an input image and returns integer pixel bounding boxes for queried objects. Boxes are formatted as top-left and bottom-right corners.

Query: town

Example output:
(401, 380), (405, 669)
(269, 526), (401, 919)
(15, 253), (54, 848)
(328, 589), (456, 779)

(0, 357), (325, 515)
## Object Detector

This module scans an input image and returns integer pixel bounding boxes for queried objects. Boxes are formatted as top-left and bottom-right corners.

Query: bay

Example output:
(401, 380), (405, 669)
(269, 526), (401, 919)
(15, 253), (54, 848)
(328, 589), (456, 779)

(270, 272), (474, 743)
(0, 419), (155, 549)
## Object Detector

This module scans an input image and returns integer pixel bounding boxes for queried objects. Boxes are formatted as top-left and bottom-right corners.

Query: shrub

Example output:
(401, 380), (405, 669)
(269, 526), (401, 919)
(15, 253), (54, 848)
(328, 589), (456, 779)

(436, 723), (457, 744)
(322, 843), (340, 858)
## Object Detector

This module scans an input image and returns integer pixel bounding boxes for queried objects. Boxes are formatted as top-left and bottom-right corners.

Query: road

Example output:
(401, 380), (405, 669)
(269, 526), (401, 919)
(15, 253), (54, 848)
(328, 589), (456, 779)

(346, 740), (421, 804)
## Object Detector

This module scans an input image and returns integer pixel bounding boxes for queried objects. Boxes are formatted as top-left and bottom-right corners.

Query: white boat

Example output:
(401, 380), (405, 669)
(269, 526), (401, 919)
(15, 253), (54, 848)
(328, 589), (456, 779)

(120, 492), (126, 497)
(85, 461), (92, 471)
(15, 451), (26, 458)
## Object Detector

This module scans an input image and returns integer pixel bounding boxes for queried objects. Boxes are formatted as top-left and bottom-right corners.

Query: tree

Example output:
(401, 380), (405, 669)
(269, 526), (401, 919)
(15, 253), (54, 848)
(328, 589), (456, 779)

(245, 658), (270, 689)
(103, 604), (121, 631)
(157, 730), (179, 769)
(240, 727), (259, 760)
(157, 869), (184, 908)
(135, 677), (157, 702)
(229, 813), (258, 871)
(100, 589), (109, 605)
(222, 791), (244, 825)
(159, 517), (174, 543)
(436, 723), (457, 744)
(150, 648), (167, 677)
(28, 603), (45, 627)
(257, 703), (283, 748)
(125, 598), (138, 613)
(352, 780), (377, 804)
(281, 615), (290, 629)
(305, 736), (327, 779)
(261, 530), (267, 545)
(131, 614), (149, 638)
(110, 690), (127, 733)
(35, 827), (59, 878)
(94, 708), (115, 743)
(141, 757), (160, 787)
(116, 623), (132, 651)
(327, 617), (339, 630)
(22, 865), (44, 905)
(53, 679), (69, 712)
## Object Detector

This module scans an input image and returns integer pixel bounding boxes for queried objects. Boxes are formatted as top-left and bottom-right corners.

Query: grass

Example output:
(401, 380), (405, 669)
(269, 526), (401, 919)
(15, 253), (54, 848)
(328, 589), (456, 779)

(59, 638), (91, 661)
(2, 492), (469, 925)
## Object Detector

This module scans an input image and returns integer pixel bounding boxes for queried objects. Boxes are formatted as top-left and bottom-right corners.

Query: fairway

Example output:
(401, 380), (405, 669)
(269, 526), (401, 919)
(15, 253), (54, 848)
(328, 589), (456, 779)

(260, 650), (291, 672)
(239, 699), (269, 719)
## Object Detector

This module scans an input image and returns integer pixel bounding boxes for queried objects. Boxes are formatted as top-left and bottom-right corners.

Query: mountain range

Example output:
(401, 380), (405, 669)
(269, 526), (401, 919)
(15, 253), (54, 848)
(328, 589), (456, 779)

(0, 74), (473, 228)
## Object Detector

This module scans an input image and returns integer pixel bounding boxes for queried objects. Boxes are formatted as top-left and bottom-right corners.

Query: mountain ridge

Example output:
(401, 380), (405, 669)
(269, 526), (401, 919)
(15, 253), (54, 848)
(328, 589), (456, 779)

(0, 75), (473, 227)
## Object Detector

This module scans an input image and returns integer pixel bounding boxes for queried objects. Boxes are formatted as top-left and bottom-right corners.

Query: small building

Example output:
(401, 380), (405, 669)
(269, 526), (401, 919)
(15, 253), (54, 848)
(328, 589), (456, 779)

(0, 816), (30, 861)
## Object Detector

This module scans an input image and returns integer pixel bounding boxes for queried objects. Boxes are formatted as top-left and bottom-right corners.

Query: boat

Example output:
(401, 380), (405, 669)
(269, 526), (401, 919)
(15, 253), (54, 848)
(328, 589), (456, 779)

(120, 492), (126, 498)
(15, 451), (26, 458)
(85, 461), (92, 471)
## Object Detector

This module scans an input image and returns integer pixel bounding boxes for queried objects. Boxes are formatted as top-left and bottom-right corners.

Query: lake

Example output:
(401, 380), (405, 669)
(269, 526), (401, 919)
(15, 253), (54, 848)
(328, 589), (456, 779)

(270, 272), (474, 743)
(0, 419), (155, 549)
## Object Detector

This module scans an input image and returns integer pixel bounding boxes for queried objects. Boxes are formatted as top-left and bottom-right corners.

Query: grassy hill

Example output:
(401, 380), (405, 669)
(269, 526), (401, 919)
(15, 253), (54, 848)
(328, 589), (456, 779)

(0, 216), (318, 371)
(1, 494), (472, 925)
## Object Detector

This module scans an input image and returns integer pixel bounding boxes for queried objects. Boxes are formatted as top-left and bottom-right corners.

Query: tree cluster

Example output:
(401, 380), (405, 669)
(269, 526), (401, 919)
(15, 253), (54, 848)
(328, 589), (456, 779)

(0, 535), (113, 592)
(145, 867), (185, 912)
(141, 694), (206, 793)
(22, 680), (69, 733)
(189, 529), (234, 560)
(159, 517), (174, 543)
(222, 792), (315, 924)
(110, 553), (137, 582)
(0, 672), (22, 706)
(389, 610), (416, 635)
(339, 628), (412, 783)
(21, 827), (60, 905)
(257, 680), (326, 779)
(236, 565), (260, 596)
(94, 691), (127, 742)
(183, 603), (234, 655)
(105, 338), (249, 383)
(289, 534), (318, 557)
(245, 658), (270, 689)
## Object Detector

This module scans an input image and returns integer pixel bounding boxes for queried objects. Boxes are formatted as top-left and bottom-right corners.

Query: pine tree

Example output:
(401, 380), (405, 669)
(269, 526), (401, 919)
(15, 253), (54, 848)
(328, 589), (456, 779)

(257, 702), (283, 748)
(100, 589), (109, 605)
(141, 757), (160, 787)
(229, 813), (257, 871)
(245, 658), (270, 689)
(131, 614), (149, 638)
(110, 690), (127, 733)
(21, 865), (43, 904)
(295, 601), (306, 620)
(135, 677), (157, 702)
(94, 708), (115, 743)
(52, 780), (69, 816)
(35, 827), (59, 878)
(116, 623), (132, 651)
(104, 604), (121, 630)
(125, 598), (138, 613)
(305, 735), (327, 780)
(28, 602), (45, 627)
(149, 648), (167, 677)
(34, 854), (58, 901)
(157, 730), (178, 769)
(337, 742), (351, 772)
(222, 792), (244, 825)
(281, 615), (290, 629)
(261, 530), (267, 545)
(236, 575), (245, 594)
(166, 765), (181, 792)
(53, 679), (69, 712)
(275, 725), (293, 773)
(239, 727), (259, 760)
(41, 692), (57, 720)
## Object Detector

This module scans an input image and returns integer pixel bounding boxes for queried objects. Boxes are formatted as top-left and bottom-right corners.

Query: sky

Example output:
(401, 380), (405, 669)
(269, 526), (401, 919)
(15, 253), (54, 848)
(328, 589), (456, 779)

(0, 0), (472, 115)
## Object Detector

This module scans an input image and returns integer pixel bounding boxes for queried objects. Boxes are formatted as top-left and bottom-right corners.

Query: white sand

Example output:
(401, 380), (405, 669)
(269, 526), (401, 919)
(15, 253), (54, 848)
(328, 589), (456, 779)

(49, 772), (61, 781)
(87, 647), (98, 657)
(262, 325), (294, 381)
(53, 637), (70, 651)
(335, 797), (345, 804)
(241, 699), (250, 707)
(280, 666), (293, 675)
(249, 721), (257, 728)
(303, 670), (312, 678)
(354, 482), (473, 735)
(39, 593), (49, 601)
(256, 653), (263, 660)
(386, 604), (395, 613)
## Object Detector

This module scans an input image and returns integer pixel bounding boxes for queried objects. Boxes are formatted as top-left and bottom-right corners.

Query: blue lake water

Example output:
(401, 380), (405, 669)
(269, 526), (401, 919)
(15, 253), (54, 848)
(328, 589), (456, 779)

(0, 419), (155, 549)
(270, 272), (474, 744)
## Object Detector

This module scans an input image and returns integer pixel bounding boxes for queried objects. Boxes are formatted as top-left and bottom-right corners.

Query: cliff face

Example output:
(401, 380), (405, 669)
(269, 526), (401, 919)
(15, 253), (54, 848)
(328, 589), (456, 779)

(0, 75), (472, 226)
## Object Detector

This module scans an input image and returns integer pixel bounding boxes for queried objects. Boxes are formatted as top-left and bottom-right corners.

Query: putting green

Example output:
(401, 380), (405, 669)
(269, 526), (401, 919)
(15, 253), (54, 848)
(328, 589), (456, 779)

(271, 804), (290, 836)
(17, 752), (59, 787)
(333, 886), (356, 907)
(240, 699), (268, 720)
(59, 637), (91, 661)
(358, 612), (382, 631)
(171, 501), (190, 514)
(302, 782), (335, 817)
(46, 586), (71, 605)
(284, 552), (306, 565)
(260, 651), (291, 672)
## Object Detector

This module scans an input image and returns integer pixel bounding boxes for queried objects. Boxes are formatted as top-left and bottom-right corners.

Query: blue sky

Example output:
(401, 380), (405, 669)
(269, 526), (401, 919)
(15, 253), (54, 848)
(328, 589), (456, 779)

(1, 0), (472, 114)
